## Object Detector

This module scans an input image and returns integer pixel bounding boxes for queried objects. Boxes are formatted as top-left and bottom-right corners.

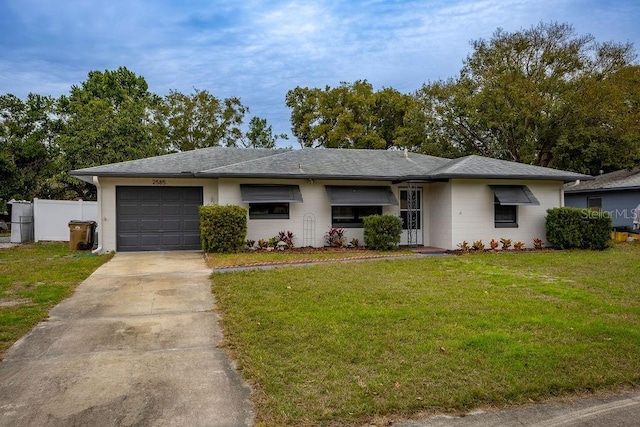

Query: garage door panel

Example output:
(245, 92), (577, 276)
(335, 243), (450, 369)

(140, 219), (161, 231)
(183, 206), (200, 215)
(141, 188), (163, 200)
(162, 204), (182, 216)
(118, 235), (142, 250)
(183, 219), (200, 232)
(118, 219), (140, 232)
(161, 234), (183, 247)
(140, 203), (161, 214)
(183, 234), (201, 247)
(140, 234), (162, 247)
(184, 191), (203, 202)
(161, 187), (184, 198)
(116, 186), (203, 251)
(118, 202), (140, 215)
(118, 188), (141, 201)
(162, 219), (181, 231)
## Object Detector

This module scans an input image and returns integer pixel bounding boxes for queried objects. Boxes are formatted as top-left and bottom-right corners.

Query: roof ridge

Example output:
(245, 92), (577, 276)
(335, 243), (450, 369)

(198, 148), (290, 173)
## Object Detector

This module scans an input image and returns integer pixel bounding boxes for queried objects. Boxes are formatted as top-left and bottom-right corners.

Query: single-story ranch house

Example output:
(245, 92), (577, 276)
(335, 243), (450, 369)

(70, 147), (591, 252)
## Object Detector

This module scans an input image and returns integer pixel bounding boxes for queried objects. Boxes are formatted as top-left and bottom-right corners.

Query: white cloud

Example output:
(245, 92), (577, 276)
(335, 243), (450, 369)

(1, 0), (638, 142)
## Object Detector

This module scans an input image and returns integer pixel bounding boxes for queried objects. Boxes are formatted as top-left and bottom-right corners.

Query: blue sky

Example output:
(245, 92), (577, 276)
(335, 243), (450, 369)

(1, 0), (639, 146)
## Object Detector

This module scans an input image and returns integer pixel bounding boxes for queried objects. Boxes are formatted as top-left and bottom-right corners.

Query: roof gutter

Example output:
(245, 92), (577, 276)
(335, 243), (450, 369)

(69, 172), (198, 179)
(564, 185), (640, 194)
(194, 172), (404, 181)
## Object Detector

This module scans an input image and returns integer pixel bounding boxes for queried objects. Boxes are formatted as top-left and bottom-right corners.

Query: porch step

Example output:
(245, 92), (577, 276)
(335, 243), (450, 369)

(404, 246), (448, 255)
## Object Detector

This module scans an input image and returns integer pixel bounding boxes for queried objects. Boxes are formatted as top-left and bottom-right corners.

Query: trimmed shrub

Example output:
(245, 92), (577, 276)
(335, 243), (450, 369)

(199, 205), (247, 253)
(545, 207), (611, 250)
(363, 214), (403, 250)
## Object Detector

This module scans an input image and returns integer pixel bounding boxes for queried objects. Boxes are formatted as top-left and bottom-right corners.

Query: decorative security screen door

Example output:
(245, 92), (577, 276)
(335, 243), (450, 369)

(400, 188), (422, 246)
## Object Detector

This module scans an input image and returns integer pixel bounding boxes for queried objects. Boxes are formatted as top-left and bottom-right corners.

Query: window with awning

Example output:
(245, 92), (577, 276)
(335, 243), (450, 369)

(490, 185), (539, 228)
(489, 185), (540, 206)
(240, 184), (303, 203)
(325, 186), (397, 228)
(325, 186), (398, 206)
(241, 185), (302, 219)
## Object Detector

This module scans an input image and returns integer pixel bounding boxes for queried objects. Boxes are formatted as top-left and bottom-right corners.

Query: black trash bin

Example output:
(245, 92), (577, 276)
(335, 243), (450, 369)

(68, 220), (97, 250)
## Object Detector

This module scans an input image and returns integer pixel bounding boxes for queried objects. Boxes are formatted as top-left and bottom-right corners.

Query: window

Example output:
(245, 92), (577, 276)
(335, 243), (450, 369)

(587, 197), (602, 212)
(249, 203), (289, 219)
(489, 185), (539, 229)
(494, 197), (518, 228)
(331, 206), (382, 228)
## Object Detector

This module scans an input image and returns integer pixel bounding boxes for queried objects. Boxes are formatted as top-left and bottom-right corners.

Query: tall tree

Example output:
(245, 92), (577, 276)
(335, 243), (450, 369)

(242, 116), (288, 149)
(161, 89), (248, 151)
(553, 64), (640, 173)
(286, 80), (424, 150)
(55, 67), (166, 199)
(0, 93), (59, 208)
(417, 22), (638, 172)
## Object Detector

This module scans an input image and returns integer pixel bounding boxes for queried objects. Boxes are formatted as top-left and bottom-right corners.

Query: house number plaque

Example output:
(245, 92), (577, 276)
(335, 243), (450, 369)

(152, 179), (167, 186)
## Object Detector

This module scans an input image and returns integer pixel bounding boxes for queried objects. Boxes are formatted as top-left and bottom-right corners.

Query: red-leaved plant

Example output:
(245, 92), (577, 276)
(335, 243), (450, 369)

(325, 227), (346, 247)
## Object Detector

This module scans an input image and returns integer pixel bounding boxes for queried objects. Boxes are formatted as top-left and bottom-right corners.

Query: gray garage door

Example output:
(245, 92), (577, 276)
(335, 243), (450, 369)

(116, 186), (203, 251)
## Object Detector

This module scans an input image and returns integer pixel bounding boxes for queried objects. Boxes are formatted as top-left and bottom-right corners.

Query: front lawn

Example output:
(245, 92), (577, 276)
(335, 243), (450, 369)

(206, 248), (413, 269)
(212, 243), (640, 426)
(0, 243), (113, 357)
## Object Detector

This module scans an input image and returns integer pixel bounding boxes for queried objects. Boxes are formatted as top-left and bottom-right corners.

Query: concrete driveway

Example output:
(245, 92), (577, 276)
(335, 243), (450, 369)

(0, 252), (253, 426)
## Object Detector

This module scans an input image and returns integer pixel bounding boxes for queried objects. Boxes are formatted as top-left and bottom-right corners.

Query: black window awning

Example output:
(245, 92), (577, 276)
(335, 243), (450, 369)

(240, 185), (303, 203)
(490, 185), (540, 206)
(325, 186), (398, 206)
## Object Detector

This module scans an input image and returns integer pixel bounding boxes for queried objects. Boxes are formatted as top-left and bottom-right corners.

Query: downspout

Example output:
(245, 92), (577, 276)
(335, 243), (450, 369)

(561, 180), (581, 207)
(565, 179), (581, 189)
(91, 176), (103, 254)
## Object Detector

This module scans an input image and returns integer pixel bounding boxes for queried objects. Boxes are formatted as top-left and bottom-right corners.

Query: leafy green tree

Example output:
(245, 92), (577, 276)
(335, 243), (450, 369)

(553, 65), (640, 173)
(162, 89), (248, 151)
(417, 22), (638, 172)
(55, 67), (166, 199)
(242, 116), (288, 149)
(286, 80), (424, 150)
(0, 93), (59, 208)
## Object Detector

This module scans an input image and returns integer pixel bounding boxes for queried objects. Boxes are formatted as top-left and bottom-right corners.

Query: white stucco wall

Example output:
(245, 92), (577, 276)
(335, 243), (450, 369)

(427, 182), (452, 249)
(96, 177), (218, 252)
(95, 174), (564, 252)
(218, 178), (399, 247)
(448, 179), (562, 249)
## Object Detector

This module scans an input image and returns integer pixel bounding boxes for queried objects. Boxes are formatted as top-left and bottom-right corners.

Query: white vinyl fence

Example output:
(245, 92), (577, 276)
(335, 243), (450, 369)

(33, 198), (98, 242)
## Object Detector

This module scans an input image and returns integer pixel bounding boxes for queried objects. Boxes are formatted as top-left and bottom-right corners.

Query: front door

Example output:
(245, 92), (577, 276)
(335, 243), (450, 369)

(400, 188), (422, 245)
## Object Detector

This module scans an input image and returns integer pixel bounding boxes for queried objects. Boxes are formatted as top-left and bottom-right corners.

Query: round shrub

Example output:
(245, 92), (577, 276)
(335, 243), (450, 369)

(199, 205), (247, 253)
(363, 214), (403, 250)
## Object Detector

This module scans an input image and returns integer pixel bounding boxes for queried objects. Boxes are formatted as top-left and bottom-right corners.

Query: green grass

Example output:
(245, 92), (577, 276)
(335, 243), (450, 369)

(0, 242), (113, 357)
(212, 243), (640, 426)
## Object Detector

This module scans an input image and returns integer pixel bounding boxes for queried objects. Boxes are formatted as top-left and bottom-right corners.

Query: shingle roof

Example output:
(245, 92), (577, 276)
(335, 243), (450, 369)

(428, 155), (590, 181)
(69, 147), (591, 183)
(197, 149), (450, 180)
(69, 147), (285, 177)
(564, 167), (640, 193)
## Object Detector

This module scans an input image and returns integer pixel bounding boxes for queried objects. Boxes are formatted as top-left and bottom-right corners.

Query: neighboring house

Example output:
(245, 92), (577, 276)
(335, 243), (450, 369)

(564, 167), (640, 231)
(69, 147), (590, 252)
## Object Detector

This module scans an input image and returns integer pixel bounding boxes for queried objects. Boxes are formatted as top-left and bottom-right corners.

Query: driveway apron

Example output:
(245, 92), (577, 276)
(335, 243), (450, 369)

(0, 252), (253, 426)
